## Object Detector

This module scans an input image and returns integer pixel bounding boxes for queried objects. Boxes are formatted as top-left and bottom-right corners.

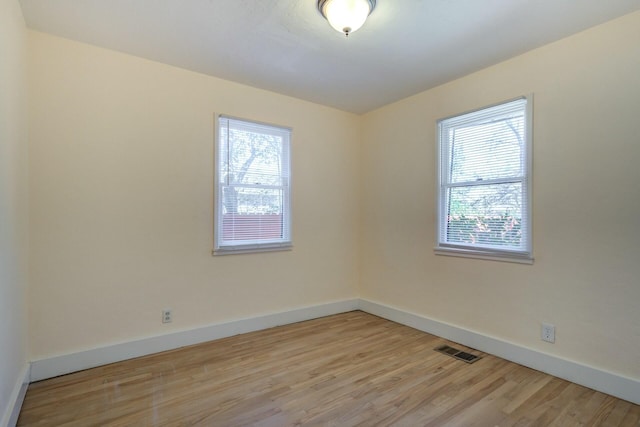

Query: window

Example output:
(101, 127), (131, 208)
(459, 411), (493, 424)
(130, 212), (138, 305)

(214, 116), (292, 255)
(436, 96), (532, 263)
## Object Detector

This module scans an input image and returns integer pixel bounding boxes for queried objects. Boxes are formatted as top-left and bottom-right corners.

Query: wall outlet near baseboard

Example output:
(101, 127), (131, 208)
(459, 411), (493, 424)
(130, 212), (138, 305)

(541, 322), (555, 343)
(162, 309), (172, 324)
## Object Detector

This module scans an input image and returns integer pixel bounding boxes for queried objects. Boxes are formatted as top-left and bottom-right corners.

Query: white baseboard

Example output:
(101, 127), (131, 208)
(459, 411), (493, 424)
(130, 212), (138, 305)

(30, 299), (359, 382)
(1, 363), (30, 427)
(358, 299), (640, 405)
(27, 298), (640, 406)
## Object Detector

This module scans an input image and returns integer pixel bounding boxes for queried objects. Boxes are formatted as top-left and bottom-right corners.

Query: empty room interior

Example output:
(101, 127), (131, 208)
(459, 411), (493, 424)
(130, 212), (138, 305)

(2, 0), (640, 425)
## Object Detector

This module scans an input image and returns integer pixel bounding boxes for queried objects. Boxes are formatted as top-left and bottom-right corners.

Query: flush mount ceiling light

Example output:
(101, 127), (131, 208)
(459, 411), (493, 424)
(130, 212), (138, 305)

(318, 0), (376, 37)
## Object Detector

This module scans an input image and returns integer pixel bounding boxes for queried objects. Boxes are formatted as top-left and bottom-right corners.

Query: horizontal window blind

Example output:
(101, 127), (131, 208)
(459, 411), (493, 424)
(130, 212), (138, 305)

(437, 97), (532, 259)
(215, 116), (291, 254)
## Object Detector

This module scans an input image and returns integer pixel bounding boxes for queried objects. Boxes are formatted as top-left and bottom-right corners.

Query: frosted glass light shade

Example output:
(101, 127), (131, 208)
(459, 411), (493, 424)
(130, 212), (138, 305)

(319, 0), (376, 36)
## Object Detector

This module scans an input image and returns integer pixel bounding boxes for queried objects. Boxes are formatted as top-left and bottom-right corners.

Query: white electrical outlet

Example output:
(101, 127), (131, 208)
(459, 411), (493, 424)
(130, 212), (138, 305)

(541, 322), (555, 343)
(162, 309), (172, 324)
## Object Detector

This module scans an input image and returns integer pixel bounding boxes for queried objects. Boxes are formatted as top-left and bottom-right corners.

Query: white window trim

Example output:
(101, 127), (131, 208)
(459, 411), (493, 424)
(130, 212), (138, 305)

(435, 95), (534, 264)
(213, 114), (293, 256)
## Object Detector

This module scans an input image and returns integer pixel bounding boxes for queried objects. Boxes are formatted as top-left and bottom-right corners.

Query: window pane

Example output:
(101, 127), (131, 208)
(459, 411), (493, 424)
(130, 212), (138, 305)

(450, 116), (524, 183)
(222, 187), (284, 215)
(446, 183), (523, 248)
(219, 128), (284, 186)
(222, 213), (284, 241)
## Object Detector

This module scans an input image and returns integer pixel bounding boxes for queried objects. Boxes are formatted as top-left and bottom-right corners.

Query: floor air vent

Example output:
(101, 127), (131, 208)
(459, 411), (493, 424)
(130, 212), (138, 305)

(435, 345), (482, 364)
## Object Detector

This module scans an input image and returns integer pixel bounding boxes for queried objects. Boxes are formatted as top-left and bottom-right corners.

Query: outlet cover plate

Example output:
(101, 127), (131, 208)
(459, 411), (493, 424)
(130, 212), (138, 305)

(541, 322), (555, 343)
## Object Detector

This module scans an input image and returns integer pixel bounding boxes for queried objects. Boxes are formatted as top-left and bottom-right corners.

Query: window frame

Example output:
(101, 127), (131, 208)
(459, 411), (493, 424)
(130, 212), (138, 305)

(435, 95), (533, 264)
(213, 114), (292, 256)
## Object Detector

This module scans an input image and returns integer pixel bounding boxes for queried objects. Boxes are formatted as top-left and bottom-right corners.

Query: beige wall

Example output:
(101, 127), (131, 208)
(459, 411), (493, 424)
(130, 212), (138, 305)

(28, 32), (361, 359)
(24, 8), (640, 386)
(360, 11), (640, 380)
(0, 0), (29, 420)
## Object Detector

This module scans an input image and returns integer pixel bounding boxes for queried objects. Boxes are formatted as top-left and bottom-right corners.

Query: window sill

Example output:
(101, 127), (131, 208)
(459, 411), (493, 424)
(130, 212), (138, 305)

(434, 247), (533, 264)
(213, 245), (293, 256)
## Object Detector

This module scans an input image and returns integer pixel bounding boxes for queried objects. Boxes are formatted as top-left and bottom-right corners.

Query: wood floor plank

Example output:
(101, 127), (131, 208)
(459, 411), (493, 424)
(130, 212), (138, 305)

(620, 403), (640, 426)
(17, 311), (639, 426)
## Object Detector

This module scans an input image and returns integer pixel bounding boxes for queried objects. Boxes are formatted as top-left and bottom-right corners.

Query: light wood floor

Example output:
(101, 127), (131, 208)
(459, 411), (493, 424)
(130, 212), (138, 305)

(18, 311), (639, 426)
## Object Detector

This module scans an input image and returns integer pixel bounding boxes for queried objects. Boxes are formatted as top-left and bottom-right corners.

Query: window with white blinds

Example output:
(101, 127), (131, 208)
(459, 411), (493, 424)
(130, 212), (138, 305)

(436, 96), (532, 262)
(214, 116), (292, 255)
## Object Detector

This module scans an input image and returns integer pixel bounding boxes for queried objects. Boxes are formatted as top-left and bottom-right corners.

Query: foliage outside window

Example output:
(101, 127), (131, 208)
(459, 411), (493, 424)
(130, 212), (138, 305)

(436, 96), (532, 262)
(214, 116), (291, 255)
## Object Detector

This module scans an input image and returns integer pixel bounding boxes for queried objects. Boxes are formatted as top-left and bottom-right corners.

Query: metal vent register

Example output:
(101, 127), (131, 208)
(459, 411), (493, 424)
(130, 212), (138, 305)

(435, 345), (482, 364)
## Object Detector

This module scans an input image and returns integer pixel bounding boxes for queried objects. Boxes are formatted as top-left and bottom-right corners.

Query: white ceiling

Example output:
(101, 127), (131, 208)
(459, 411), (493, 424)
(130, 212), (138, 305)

(19, 0), (640, 114)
